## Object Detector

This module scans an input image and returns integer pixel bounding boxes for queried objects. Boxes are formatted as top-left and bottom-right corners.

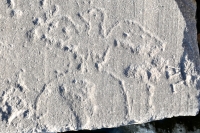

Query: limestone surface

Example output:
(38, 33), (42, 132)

(0, 0), (199, 132)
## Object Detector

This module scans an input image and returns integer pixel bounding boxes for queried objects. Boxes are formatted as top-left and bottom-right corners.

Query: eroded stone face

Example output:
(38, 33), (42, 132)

(0, 0), (199, 132)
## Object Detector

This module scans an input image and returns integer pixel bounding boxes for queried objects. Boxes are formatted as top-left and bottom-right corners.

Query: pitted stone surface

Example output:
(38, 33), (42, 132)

(0, 0), (199, 132)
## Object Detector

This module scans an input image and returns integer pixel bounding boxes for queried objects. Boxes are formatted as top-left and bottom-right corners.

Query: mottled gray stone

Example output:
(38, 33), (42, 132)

(0, 0), (199, 132)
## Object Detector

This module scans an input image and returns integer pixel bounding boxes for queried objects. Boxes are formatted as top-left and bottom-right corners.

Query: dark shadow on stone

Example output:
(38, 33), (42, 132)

(150, 113), (200, 132)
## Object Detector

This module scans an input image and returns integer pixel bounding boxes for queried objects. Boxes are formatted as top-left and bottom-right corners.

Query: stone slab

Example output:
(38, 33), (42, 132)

(0, 0), (199, 132)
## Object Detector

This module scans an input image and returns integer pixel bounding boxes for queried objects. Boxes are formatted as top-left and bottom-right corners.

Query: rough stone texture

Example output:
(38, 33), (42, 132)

(0, 0), (199, 132)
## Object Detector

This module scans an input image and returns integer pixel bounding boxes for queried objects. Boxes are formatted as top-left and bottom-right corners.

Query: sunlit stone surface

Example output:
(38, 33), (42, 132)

(0, 0), (199, 132)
